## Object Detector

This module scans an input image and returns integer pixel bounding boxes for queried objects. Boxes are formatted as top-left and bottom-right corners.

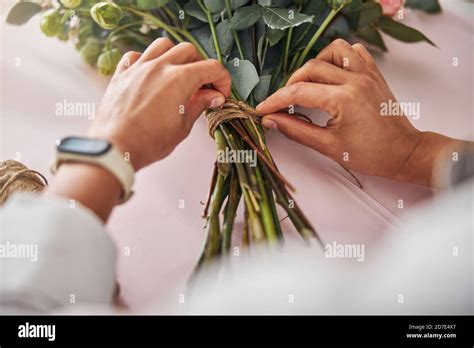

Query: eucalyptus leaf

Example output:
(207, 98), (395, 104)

(378, 17), (435, 46)
(230, 4), (263, 30)
(262, 6), (314, 30)
(204, 0), (249, 12)
(184, 1), (219, 22)
(224, 59), (260, 100)
(190, 25), (215, 58)
(211, 19), (235, 56)
(266, 27), (285, 46)
(252, 75), (272, 102)
(258, 0), (292, 6)
(6, 1), (42, 25)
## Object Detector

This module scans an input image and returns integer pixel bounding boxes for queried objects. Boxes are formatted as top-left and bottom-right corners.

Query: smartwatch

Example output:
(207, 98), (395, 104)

(51, 136), (135, 203)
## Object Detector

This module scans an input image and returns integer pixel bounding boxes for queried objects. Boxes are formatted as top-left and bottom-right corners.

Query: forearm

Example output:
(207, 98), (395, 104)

(45, 163), (122, 222)
(394, 131), (472, 187)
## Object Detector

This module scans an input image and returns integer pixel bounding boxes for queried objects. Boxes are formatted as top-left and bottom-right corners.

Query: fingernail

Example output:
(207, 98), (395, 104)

(262, 119), (277, 130)
(209, 97), (225, 108)
(256, 101), (265, 111)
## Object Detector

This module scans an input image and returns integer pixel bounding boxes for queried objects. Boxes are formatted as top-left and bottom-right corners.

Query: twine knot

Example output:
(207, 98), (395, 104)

(206, 99), (260, 138)
(0, 160), (48, 205)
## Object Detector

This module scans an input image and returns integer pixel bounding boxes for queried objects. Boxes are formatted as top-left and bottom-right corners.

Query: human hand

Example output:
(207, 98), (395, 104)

(89, 38), (232, 171)
(256, 39), (457, 186)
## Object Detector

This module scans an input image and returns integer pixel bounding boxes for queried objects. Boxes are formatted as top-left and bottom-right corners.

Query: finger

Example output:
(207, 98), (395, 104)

(185, 89), (226, 126)
(140, 37), (175, 61)
(287, 58), (352, 86)
(351, 43), (377, 68)
(155, 42), (203, 65)
(261, 113), (333, 153)
(116, 51), (141, 73)
(180, 59), (232, 97)
(316, 39), (366, 72)
(256, 82), (339, 116)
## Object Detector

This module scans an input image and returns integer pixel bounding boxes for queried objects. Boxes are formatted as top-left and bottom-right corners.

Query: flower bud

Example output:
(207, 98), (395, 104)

(60, 0), (82, 9)
(90, 2), (123, 30)
(81, 39), (102, 66)
(40, 9), (62, 37)
(97, 48), (122, 75)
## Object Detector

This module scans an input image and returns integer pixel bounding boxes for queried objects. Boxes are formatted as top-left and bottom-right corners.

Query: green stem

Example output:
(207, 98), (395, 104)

(197, 0), (222, 62)
(259, 39), (269, 72)
(197, 173), (227, 267)
(123, 6), (184, 43)
(222, 170), (241, 252)
(283, 27), (293, 73)
(295, 7), (341, 69)
(105, 21), (142, 50)
(255, 165), (278, 242)
(225, 0), (245, 60)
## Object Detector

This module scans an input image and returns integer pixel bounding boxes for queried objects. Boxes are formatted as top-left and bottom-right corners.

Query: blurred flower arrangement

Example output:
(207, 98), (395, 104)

(6, 0), (441, 269)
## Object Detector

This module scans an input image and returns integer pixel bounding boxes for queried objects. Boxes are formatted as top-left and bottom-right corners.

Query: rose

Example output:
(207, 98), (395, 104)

(97, 48), (122, 75)
(40, 9), (62, 37)
(377, 0), (403, 17)
(60, 0), (82, 8)
(90, 2), (123, 30)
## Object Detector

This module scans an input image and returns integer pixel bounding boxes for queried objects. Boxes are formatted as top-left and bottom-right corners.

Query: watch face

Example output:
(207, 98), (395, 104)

(58, 137), (111, 156)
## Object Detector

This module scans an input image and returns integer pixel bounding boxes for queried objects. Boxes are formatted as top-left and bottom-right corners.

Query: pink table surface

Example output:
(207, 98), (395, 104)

(1, 5), (472, 312)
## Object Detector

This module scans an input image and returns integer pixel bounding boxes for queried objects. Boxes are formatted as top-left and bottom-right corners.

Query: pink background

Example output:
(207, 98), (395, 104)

(1, 2), (472, 311)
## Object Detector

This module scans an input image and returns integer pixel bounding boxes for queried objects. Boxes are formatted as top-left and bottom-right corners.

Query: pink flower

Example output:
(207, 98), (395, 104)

(377, 0), (403, 17)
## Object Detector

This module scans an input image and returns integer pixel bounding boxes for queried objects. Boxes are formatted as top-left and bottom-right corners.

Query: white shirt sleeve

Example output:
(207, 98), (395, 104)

(0, 193), (117, 314)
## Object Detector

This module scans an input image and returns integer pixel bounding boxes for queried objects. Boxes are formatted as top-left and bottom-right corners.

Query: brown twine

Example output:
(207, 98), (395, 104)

(206, 99), (260, 138)
(206, 99), (363, 189)
(0, 160), (48, 205)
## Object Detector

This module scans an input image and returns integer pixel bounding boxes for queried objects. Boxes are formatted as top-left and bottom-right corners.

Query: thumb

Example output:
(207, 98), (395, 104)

(185, 89), (226, 124)
(262, 113), (332, 153)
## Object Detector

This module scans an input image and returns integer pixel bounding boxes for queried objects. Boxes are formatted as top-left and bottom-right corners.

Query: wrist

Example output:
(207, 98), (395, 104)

(395, 131), (459, 187)
(46, 163), (122, 222)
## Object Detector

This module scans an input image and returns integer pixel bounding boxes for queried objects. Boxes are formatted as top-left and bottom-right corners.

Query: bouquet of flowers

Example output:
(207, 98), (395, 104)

(7, 0), (440, 269)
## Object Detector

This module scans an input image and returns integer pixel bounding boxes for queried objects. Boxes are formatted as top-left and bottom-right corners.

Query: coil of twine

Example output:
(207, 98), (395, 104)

(206, 99), (260, 138)
(0, 160), (48, 205)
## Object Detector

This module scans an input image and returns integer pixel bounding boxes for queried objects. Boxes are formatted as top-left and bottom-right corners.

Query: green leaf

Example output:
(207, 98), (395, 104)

(230, 4), (263, 30)
(356, 27), (387, 51)
(357, 2), (382, 28)
(204, 0), (249, 12)
(224, 59), (260, 101)
(378, 17), (435, 46)
(184, 1), (208, 22)
(190, 25), (214, 57)
(405, 0), (441, 14)
(323, 15), (349, 38)
(211, 19), (234, 56)
(266, 27), (285, 46)
(262, 6), (314, 30)
(6, 1), (42, 25)
(253, 75), (272, 102)
(136, 0), (170, 10)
